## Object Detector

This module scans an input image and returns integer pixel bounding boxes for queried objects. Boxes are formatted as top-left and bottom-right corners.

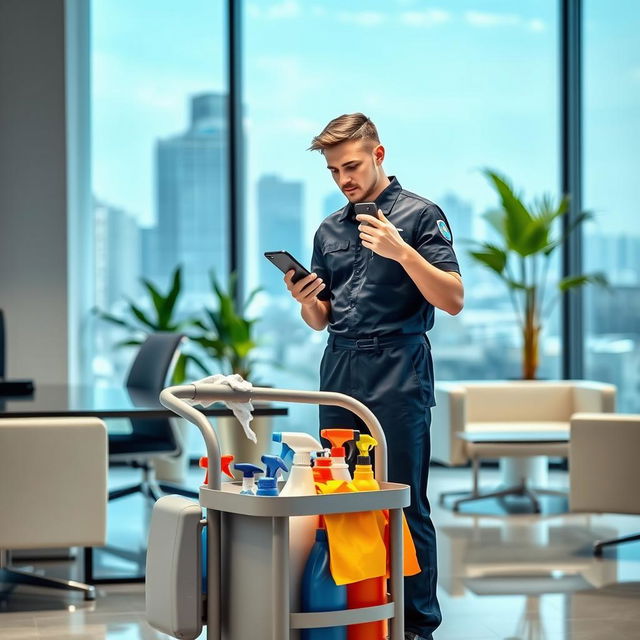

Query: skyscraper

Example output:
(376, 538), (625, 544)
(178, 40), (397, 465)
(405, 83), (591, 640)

(257, 174), (304, 295)
(154, 93), (228, 299)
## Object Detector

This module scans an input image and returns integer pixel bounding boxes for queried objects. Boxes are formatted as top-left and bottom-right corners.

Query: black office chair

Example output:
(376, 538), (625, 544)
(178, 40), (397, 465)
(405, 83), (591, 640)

(108, 332), (197, 502)
(0, 309), (5, 379)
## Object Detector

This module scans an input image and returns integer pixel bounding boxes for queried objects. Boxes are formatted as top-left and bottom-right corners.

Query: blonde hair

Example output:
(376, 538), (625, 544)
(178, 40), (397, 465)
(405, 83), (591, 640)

(309, 113), (380, 152)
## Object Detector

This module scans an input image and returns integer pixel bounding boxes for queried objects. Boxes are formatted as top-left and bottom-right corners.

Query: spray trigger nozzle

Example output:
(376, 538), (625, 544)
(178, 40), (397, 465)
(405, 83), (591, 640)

(261, 454), (288, 480)
(233, 463), (262, 478)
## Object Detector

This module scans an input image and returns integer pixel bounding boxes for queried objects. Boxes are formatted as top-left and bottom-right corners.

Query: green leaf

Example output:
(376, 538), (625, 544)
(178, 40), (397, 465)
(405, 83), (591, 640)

(127, 300), (156, 330)
(557, 272), (608, 292)
(468, 244), (507, 274)
(483, 169), (533, 254)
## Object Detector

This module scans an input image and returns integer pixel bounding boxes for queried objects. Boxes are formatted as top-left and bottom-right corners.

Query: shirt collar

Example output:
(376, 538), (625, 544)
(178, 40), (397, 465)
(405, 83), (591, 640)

(338, 176), (402, 223)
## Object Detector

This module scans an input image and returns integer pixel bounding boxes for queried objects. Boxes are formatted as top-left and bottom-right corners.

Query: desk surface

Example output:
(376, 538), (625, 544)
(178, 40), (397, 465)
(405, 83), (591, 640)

(0, 384), (288, 419)
(458, 431), (569, 443)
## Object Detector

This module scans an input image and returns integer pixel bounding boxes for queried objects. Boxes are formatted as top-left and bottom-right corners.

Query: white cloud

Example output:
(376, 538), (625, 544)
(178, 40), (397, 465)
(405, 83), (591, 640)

(337, 11), (385, 28)
(464, 11), (546, 33)
(400, 9), (451, 27)
(247, 1), (300, 20)
(528, 18), (546, 32)
(465, 11), (521, 28)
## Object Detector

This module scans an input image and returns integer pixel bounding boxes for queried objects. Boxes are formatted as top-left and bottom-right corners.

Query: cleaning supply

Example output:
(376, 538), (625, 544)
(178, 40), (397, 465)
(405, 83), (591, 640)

(199, 454), (235, 484)
(256, 454), (288, 496)
(301, 528), (347, 640)
(233, 462), (262, 495)
(348, 434), (387, 640)
(272, 432), (323, 639)
(352, 434), (380, 491)
(313, 457), (334, 484)
(200, 455), (234, 594)
(274, 432), (323, 497)
(321, 429), (360, 481)
(314, 480), (387, 585)
(261, 454), (288, 482)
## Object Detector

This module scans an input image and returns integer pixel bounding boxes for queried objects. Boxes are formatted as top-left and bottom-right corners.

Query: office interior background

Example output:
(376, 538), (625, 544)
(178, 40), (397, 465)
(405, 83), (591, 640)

(2, 0), (639, 418)
(0, 0), (639, 639)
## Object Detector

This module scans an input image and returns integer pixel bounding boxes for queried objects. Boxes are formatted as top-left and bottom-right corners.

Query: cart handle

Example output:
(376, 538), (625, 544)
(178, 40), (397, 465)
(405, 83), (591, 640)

(159, 384), (388, 489)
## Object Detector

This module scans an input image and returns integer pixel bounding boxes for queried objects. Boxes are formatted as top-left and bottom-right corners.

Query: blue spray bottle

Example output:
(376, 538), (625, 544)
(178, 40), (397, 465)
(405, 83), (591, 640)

(257, 454), (288, 496)
(233, 463), (262, 495)
(301, 527), (347, 640)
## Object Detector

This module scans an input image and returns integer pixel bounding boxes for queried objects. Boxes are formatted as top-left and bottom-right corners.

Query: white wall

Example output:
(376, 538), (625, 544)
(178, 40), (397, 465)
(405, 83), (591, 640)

(0, 0), (68, 383)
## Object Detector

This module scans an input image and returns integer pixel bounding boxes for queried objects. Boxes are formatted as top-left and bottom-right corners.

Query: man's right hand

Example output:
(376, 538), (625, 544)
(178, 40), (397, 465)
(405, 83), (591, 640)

(284, 271), (325, 306)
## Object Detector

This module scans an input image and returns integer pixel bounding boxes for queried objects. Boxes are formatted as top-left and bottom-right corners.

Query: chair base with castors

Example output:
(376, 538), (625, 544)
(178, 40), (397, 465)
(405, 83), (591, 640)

(593, 531), (640, 556)
(1, 550), (96, 601)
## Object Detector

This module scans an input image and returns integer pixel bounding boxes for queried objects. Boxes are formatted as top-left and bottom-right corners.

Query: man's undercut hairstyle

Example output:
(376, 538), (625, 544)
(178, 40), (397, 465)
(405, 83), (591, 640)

(309, 113), (380, 152)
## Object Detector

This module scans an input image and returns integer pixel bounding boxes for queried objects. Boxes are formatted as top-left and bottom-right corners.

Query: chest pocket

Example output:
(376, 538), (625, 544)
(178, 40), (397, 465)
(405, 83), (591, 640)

(322, 240), (351, 282)
(367, 252), (405, 284)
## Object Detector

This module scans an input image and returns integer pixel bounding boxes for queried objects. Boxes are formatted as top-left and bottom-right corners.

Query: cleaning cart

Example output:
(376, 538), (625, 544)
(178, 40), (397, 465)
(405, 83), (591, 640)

(146, 383), (410, 640)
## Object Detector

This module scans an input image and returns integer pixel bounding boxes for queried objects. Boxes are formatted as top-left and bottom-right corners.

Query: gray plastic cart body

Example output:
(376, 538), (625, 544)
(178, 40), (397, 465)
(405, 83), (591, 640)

(157, 384), (409, 640)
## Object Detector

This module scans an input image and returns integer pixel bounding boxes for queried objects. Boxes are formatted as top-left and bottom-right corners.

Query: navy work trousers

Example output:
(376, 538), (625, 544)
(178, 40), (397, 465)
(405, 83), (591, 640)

(318, 334), (442, 637)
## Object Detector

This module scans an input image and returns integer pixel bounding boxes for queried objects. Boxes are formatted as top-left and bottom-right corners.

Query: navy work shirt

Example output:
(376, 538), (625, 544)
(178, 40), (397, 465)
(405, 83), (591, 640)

(311, 176), (460, 338)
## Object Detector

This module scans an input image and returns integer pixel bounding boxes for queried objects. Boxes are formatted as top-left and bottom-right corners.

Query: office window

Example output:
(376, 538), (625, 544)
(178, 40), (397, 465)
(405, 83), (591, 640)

(88, 0), (226, 384)
(243, 0), (559, 425)
(583, 1), (640, 411)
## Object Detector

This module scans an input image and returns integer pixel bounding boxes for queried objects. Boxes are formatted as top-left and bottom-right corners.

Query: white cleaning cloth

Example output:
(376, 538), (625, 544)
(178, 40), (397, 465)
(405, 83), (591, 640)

(191, 373), (256, 443)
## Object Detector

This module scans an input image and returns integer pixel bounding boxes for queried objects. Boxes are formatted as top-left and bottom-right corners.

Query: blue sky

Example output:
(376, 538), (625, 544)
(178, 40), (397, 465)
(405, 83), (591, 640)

(91, 0), (639, 247)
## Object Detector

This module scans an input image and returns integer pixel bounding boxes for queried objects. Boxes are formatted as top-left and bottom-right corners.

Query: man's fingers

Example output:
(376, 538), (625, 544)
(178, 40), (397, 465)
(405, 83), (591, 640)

(299, 280), (325, 301)
(355, 213), (384, 228)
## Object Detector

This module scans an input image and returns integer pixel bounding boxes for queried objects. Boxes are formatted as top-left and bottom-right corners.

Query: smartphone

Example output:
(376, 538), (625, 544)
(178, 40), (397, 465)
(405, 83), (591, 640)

(264, 250), (311, 284)
(354, 202), (377, 218)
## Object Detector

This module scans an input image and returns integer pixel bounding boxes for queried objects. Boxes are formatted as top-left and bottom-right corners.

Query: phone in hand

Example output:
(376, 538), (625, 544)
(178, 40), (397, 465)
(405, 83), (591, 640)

(354, 202), (377, 219)
(264, 250), (311, 284)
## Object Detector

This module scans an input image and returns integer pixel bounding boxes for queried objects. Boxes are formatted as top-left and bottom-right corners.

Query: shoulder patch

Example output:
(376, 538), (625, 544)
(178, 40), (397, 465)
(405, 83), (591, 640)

(437, 219), (452, 242)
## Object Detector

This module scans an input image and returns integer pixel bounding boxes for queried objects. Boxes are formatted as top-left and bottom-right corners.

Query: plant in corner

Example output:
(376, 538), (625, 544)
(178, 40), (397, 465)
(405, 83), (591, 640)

(467, 169), (606, 380)
(94, 265), (207, 383)
(188, 271), (262, 381)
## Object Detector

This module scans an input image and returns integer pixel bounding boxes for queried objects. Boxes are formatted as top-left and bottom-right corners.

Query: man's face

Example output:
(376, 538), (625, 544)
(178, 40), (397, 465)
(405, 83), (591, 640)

(324, 140), (384, 203)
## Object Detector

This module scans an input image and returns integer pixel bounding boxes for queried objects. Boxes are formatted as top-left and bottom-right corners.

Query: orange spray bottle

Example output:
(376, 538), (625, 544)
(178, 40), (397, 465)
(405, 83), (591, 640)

(347, 434), (387, 640)
(320, 428), (360, 481)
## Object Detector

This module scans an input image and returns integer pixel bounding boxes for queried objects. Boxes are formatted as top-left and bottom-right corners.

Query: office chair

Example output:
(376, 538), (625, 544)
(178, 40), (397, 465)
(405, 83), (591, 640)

(0, 309), (5, 378)
(108, 332), (196, 502)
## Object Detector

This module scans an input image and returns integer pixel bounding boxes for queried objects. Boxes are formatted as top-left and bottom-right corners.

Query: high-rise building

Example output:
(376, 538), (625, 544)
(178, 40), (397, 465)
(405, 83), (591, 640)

(257, 174), (304, 295)
(94, 197), (141, 310)
(153, 93), (228, 299)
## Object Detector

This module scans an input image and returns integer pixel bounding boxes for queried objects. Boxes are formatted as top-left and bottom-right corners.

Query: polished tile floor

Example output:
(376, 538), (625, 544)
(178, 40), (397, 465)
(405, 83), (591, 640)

(1, 465), (639, 639)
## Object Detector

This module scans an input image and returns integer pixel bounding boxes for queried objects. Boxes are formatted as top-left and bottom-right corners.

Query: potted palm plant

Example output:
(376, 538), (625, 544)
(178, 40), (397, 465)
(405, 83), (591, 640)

(188, 271), (268, 470)
(188, 271), (262, 379)
(468, 169), (606, 380)
(94, 265), (206, 383)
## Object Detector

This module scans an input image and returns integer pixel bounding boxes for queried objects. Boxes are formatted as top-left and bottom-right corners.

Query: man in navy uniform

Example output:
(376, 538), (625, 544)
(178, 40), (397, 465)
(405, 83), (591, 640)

(284, 113), (464, 640)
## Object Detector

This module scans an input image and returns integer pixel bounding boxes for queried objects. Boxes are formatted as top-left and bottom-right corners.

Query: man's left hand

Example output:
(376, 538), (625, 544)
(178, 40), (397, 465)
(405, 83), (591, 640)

(356, 209), (407, 261)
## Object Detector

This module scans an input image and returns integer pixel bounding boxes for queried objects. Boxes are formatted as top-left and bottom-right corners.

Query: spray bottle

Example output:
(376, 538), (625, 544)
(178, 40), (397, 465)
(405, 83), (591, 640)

(347, 434), (387, 640)
(233, 463), (262, 495)
(320, 429), (360, 481)
(352, 434), (380, 492)
(313, 456), (334, 484)
(200, 455), (234, 594)
(257, 454), (288, 496)
(199, 454), (235, 484)
(272, 432), (323, 639)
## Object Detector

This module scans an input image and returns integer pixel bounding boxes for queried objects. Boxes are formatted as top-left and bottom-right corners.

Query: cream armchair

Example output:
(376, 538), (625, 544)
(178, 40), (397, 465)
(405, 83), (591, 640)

(0, 417), (107, 600)
(570, 413), (640, 555)
(432, 381), (616, 511)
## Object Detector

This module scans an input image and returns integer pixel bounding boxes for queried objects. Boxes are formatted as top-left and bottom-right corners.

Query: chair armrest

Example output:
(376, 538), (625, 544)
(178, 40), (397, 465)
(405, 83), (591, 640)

(571, 381), (616, 413)
(569, 413), (640, 514)
(432, 383), (467, 466)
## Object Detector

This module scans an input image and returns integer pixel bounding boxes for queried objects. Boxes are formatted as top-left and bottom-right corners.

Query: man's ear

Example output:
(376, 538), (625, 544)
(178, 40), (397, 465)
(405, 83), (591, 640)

(373, 144), (385, 166)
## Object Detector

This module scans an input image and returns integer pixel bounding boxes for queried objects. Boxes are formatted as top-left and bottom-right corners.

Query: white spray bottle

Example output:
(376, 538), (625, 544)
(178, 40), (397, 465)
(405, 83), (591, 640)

(272, 432), (322, 637)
